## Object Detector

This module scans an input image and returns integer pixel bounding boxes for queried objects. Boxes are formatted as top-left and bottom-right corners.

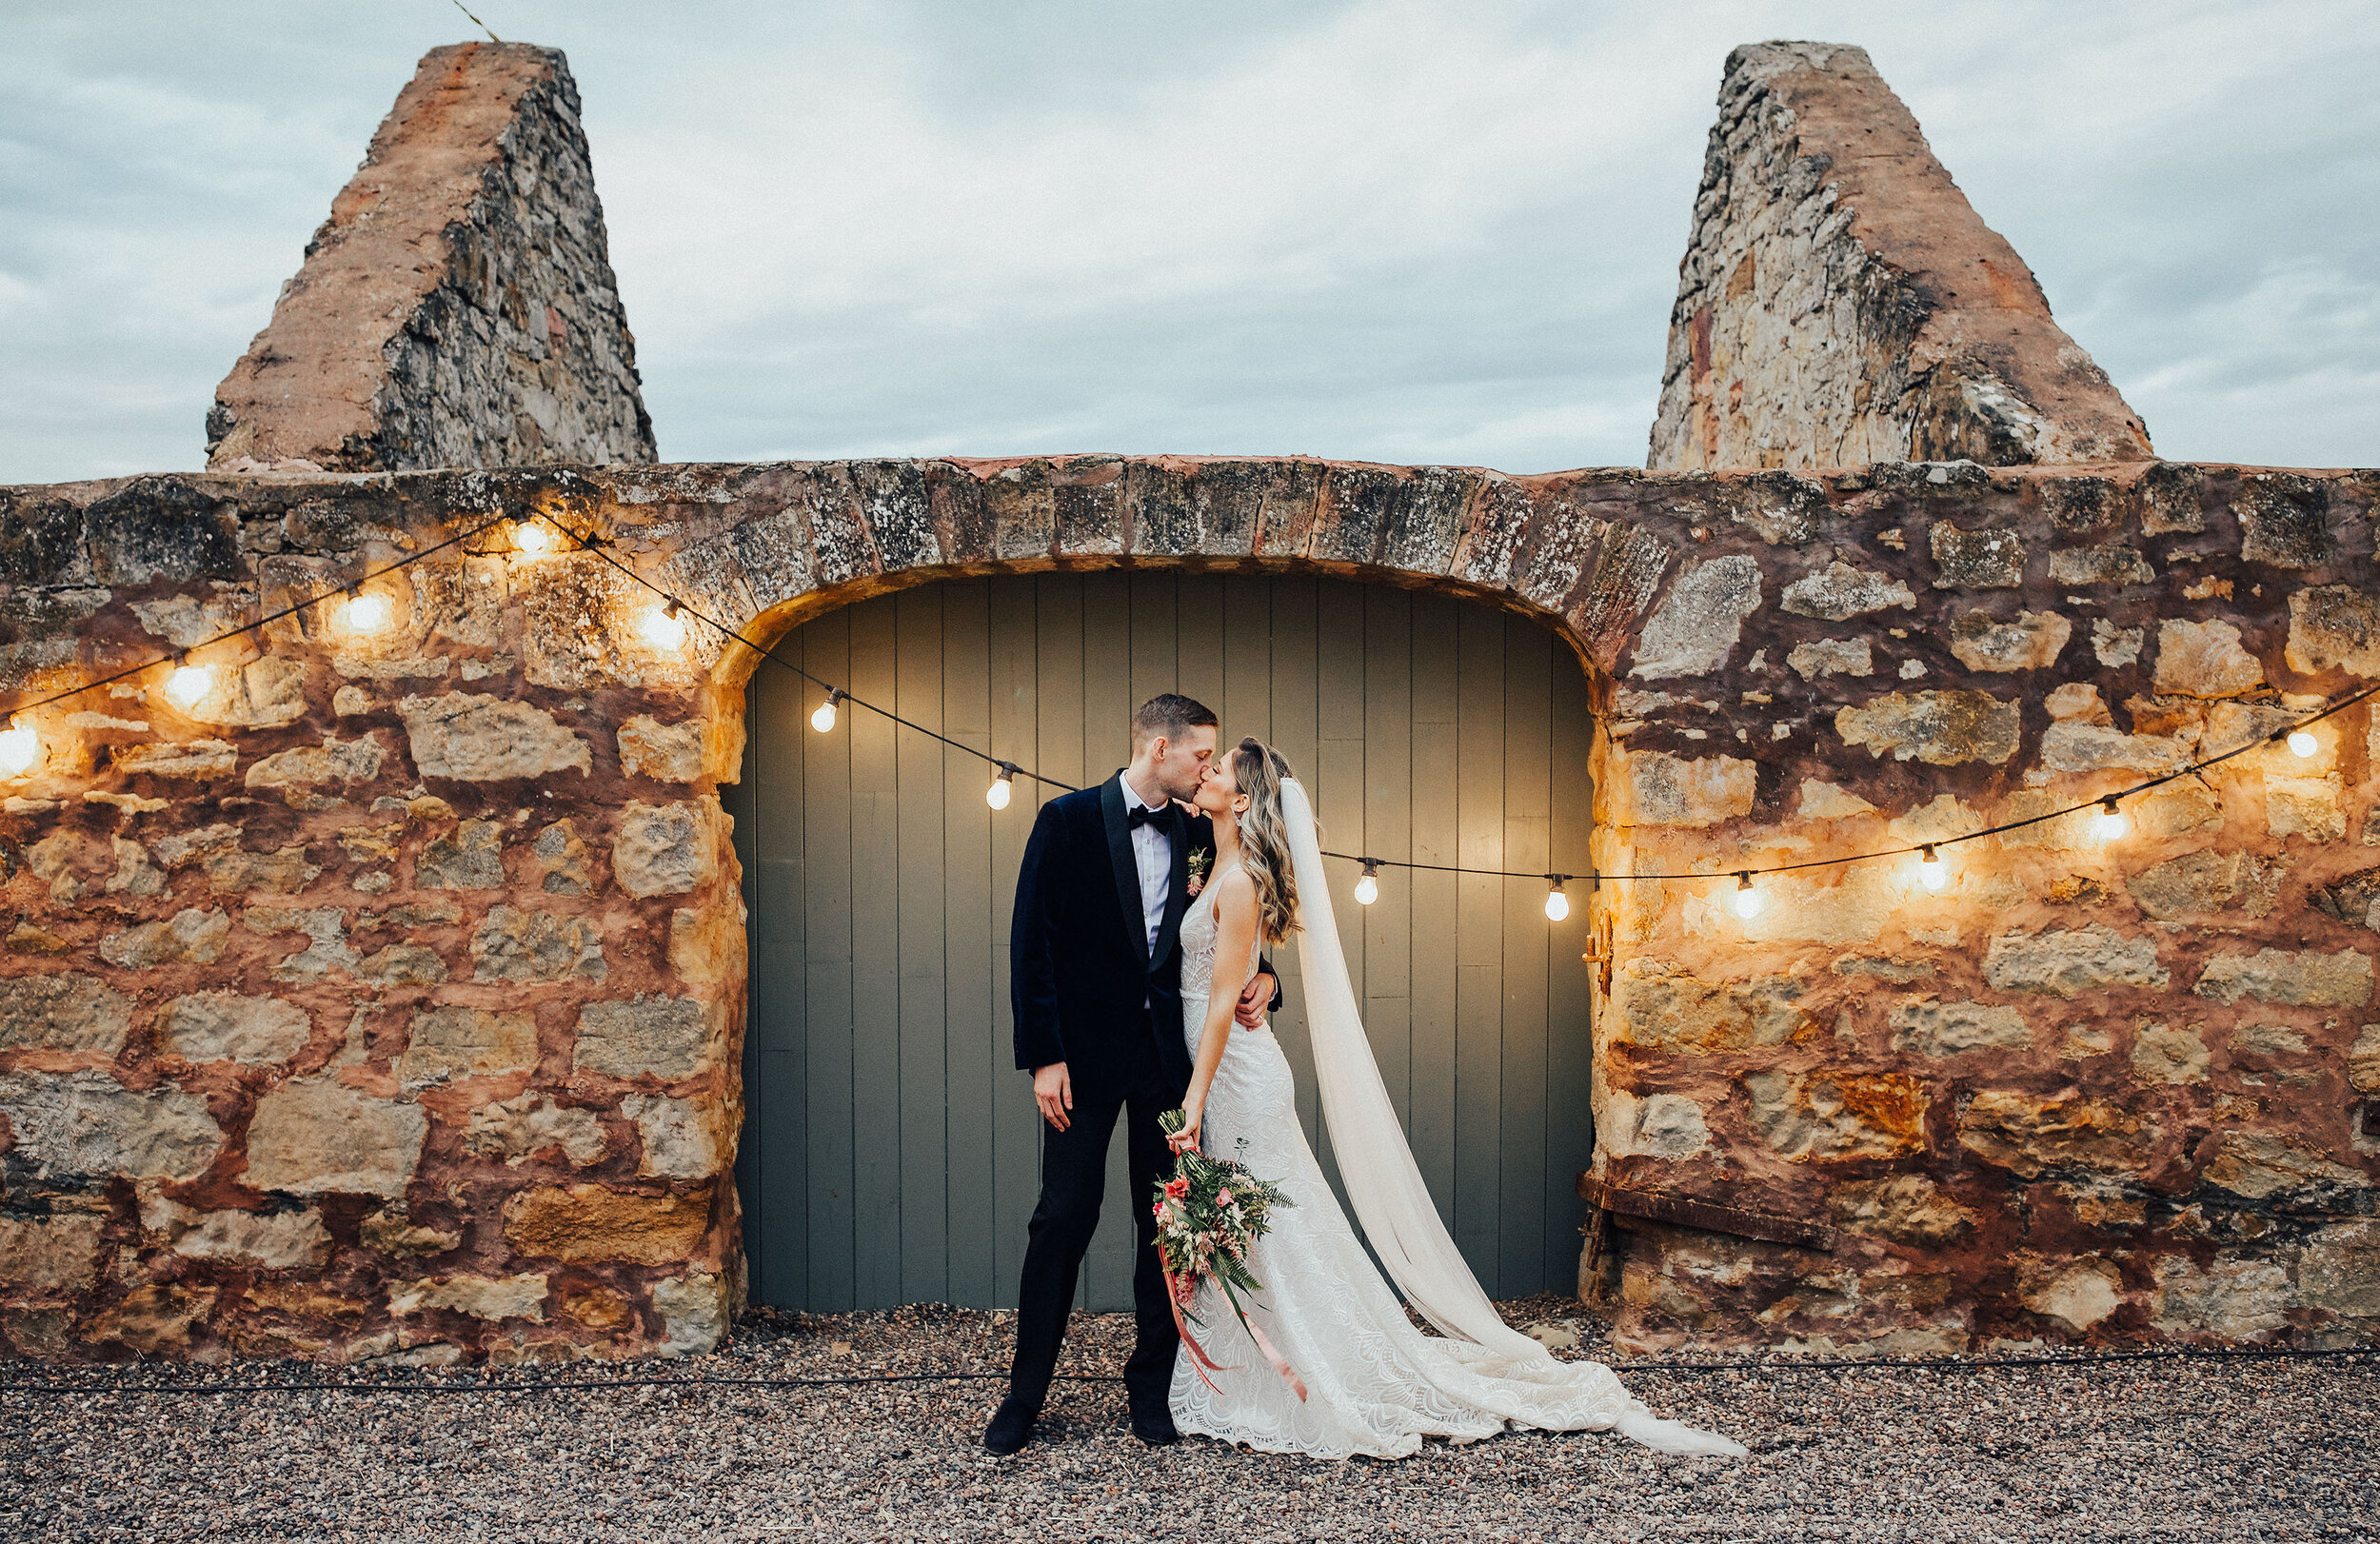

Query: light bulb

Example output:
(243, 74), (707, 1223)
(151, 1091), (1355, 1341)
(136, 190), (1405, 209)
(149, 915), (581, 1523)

(986, 766), (1015, 810)
(641, 604), (687, 650)
(1354, 862), (1380, 906)
(1917, 845), (1949, 892)
(0, 720), (39, 778)
(2287, 729), (2318, 759)
(810, 691), (840, 733)
(1543, 881), (1570, 922)
(1729, 874), (1763, 920)
(2091, 798), (2129, 842)
(164, 662), (212, 710)
(341, 591), (392, 633)
(514, 519), (556, 558)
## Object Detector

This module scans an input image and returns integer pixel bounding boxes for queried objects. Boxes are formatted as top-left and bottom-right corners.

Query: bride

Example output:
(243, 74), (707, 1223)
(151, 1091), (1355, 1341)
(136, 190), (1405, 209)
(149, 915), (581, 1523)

(1163, 737), (1746, 1460)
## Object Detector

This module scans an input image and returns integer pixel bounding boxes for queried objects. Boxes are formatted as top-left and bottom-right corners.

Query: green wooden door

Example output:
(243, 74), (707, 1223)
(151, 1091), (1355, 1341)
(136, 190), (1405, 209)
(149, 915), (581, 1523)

(728, 572), (1597, 1312)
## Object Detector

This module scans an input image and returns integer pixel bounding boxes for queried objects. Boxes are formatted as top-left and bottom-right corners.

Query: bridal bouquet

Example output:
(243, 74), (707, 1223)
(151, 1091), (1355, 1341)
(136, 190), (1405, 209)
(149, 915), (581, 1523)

(1151, 1108), (1306, 1401)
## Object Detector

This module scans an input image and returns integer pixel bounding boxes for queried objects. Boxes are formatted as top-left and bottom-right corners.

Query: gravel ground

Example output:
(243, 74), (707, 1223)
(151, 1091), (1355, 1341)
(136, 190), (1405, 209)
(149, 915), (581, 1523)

(3, 1298), (2373, 1543)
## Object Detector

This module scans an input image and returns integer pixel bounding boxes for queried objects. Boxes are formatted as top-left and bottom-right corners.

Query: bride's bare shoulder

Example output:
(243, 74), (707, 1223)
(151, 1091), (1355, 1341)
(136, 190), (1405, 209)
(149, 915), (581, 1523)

(1208, 864), (1258, 910)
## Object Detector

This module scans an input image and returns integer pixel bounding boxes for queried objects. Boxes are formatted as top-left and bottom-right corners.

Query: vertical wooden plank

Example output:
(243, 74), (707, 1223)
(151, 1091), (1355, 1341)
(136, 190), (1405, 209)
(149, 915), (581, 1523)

(1175, 573), (1226, 718)
(1453, 605), (1506, 1289)
(801, 611), (857, 1311)
(990, 577), (1046, 1308)
(1546, 641), (1600, 1296)
(728, 688), (765, 1298)
(1079, 572), (1135, 1312)
(1360, 586), (1414, 1133)
(1312, 579), (1366, 1194)
(1406, 594), (1461, 1221)
(1129, 569), (1178, 714)
(1268, 579), (1321, 1149)
(1221, 575), (1272, 747)
(941, 581), (997, 1309)
(747, 652), (809, 1306)
(845, 596), (904, 1309)
(1498, 622), (1554, 1297)
(894, 586), (949, 1305)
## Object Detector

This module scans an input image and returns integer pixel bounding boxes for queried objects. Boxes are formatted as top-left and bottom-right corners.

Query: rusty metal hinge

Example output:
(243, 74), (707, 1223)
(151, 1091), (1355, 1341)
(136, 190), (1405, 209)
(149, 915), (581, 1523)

(1577, 1173), (1837, 1251)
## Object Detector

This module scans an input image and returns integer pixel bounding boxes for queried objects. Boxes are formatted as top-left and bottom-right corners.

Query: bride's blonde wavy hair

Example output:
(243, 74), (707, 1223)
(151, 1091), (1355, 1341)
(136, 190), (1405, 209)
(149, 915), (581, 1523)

(1226, 738), (1300, 944)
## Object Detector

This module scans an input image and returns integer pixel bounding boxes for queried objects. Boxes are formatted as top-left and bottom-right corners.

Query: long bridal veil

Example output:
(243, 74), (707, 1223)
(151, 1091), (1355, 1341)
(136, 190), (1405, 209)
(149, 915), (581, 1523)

(1276, 780), (1746, 1457)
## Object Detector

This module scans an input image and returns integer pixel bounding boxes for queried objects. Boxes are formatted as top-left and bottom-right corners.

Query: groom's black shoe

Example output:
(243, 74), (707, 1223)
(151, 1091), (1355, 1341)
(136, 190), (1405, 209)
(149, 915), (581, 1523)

(983, 1396), (1039, 1455)
(1128, 1398), (1180, 1447)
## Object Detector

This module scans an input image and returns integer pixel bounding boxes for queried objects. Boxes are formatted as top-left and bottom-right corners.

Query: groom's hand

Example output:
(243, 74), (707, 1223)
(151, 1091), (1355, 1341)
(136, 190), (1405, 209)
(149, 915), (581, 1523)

(1033, 1061), (1073, 1132)
(1236, 972), (1274, 1027)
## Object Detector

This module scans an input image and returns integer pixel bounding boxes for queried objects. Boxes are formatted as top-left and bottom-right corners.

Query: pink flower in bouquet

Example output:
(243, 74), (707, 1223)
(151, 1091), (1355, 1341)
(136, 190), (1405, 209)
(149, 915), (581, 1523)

(1163, 1177), (1189, 1199)
(1215, 1188), (1233, 1205)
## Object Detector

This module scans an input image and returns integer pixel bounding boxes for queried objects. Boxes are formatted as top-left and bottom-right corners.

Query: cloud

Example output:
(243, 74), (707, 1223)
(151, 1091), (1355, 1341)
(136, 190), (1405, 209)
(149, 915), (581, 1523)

(0, 0), (2372, 484)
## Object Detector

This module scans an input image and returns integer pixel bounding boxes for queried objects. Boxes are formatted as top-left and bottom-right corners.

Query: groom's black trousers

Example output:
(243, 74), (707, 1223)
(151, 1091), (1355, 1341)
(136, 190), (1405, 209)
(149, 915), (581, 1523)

(1008, 1053), (1181, 1413)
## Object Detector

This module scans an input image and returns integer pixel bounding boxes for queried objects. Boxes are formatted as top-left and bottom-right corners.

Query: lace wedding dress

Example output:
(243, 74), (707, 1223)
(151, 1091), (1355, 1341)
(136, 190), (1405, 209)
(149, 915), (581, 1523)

(1165, 782), (1744, 1461)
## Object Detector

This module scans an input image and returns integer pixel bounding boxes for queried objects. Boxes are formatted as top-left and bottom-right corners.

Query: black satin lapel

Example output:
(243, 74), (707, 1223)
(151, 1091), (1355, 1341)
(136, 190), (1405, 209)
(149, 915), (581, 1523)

(1100, 774), (1149, 970)
(1154, 804), (1193, 973)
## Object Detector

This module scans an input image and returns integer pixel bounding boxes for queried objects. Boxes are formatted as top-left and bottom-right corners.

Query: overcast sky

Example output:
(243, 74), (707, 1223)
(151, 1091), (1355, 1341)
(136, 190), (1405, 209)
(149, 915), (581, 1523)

(3, 1), (2373, 485)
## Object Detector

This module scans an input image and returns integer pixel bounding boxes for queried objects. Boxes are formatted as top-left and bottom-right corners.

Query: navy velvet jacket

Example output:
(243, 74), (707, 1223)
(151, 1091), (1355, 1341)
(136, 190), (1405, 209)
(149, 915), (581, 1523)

(1009, 774), (1274, 1103)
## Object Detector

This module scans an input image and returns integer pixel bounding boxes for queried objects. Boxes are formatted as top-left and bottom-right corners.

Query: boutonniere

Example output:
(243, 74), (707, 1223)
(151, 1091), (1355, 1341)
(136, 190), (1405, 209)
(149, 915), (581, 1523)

(1186, 847), (1213, 897)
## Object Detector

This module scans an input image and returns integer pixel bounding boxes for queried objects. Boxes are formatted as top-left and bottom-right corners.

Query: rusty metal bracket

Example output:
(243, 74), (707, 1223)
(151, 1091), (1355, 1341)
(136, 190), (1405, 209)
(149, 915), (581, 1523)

(1577, 1174), (1836, 1251)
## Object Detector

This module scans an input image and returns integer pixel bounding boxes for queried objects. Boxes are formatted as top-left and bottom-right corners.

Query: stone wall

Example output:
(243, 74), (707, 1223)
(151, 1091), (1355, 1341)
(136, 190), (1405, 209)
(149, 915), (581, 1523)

(205, 44), (656, 475)
(1647, 42), (2154, 473)
(0, 455), (2374, 1362)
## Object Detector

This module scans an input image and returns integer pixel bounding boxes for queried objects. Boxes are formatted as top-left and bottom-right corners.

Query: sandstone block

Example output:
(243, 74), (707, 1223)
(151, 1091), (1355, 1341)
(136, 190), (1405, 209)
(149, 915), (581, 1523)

(1957, 1088), (2152, 1178)
(100, 907), (230, 968)
(2019, 1258), (2124, 1332)
(89, 1281), (217, 1355)
(2128, 849), (2287, 923)
(611, 801), (716, 898)
(2038, 723), (2190, 773)
(247, 905), (361, 981)
(618, 716), (704, 782)
(2046, 545), (2154, 586)
(652, 1272), (729, 1356)
(1984, 925), (2167, 999)
(532, 820), (595, 894)
(0, 1214), (106, 1296)
(2296, 1221), (2380, 1317)
(2130, 1021), (2210, 1085)
(2092, 619), (2145, 667)
(471, 906), (606, 983)
(574, 996), (714, 1079)
(158, 992), (311, 1064)
(397, 1007), (539, 1088)
(2265, 773), (2345, 841)
(1888, 999), (2031, 1057)
(359, 1208), (463, 1257)
(1829, 1176), (1976, 1246)
(1628, 555), (1762, 679)
(2232, 474), (2331, 569)
(168, 1207), (331, 1269)
(244, 733), (387, 798)
(2201, 1134), (2369, 1199)
(0, 1071), (223, 1181)
(336, 821), (404, 863)
(2152, 620), (2263, 699)
(244, 1079), (428, 1197)
(2285, 584), (2380, 677)
(396, 692), (592, 782)
(2350, 1025), (2380, 1094)
(1949, 609), (2072, 672)
(668, 901), (743, 986)
(1744, 1071), (1925, 1160)
(1778, 562), (1915, 621)
(1610, 961), (1809, 1050)
(2194, 947), (2372, 1007)
(2152, 1256), (2288, 1340)
(418, 820), (506, 889)
(466, 1093), (607, 1166)
(1835, 690), (2019, 765)
(1796, 780), (1876, 820)
(0, 973), (134, 1056)
(1610, 750), (1755, 828)
(1930, 524), (2025, 588)
(113, 740), (238, 779)
(502, 1183), (713, 1265)
(1786, 639), (1872, 679)
(625, 1093), (728, 1178)
(388, 1273), (550, 1321)
(1732, 865), (1898, 947)
(184, 657), (308, 731)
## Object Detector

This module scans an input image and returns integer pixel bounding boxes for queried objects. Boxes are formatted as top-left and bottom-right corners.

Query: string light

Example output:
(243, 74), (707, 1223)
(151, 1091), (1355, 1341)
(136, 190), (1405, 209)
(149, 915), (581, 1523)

(0, 718), (38, 778)
(1916, 844), (1949, 892)
(1353, 861), (1380, 906)
(2091, 797), (2130, 842)
(641, 601), (687, 650)
(810, 689), (842, 733)
(163, 657), (212, 711)
(1729, 872), (1763, 920)
(1543, 878), (1570, 921)
(2287, 729), (2319, 759)
(986, 762), (1017, 810)
(513, 517), (556, 558)
(339, 589), (392, 633)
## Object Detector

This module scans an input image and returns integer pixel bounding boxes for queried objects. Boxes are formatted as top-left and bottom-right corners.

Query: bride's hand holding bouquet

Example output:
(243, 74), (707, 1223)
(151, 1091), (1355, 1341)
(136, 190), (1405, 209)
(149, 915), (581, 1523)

(1151, 1106), (1304, 1401)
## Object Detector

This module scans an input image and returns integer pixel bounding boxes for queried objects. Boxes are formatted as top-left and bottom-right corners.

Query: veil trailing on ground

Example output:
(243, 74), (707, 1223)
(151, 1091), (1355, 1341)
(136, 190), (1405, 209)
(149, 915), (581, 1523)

(1274, 780), (1746, 1457)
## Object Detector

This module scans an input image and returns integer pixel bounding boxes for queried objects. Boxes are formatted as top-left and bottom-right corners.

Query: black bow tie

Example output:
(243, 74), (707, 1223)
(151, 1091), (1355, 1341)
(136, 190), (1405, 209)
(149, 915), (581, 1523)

(1127, 802), (1171, 830)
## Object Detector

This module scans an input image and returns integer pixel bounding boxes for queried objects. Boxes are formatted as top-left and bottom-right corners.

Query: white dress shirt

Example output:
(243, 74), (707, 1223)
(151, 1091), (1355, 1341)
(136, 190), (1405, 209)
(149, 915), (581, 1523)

(1119, 772), (1173, 958)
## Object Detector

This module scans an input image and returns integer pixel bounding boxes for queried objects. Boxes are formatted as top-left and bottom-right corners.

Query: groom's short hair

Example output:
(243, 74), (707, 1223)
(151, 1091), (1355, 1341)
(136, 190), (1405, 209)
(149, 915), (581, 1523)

(1131, 692), (1219, 751)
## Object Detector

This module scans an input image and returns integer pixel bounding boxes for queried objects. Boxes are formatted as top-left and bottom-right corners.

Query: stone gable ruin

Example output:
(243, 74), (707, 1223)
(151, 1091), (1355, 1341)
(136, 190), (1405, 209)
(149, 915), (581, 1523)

(0, 38), (2373, 1364)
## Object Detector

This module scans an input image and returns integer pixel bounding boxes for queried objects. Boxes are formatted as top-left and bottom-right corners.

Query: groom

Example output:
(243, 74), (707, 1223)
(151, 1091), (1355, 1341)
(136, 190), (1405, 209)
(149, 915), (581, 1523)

(984, 693), (1277, 1455)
